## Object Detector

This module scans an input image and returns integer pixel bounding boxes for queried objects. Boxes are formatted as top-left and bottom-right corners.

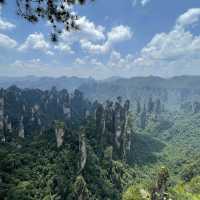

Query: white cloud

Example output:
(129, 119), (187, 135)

(74, 8), (200, 78)
(108, 51), (134, 69)
(59, 16), (132, 55)
(75, 58), (86, 65)
(107, 26), (132, 43)
(0, 33), (17, 48)
(0, 8), (15, 30)
(74, 56), (104, 67)
(18, 32), (53, 55)
(176, 8), (200, 28)
(80, 25), (133, 54)
(77, 16), (105, 41)
(131, 8), (200, 77)
(60, 16), (105, 43)
(132, 0), (151, 7)
(0, 18), (15, 30)
(141, 0), (151, 6)
(54, 43), (74, 54)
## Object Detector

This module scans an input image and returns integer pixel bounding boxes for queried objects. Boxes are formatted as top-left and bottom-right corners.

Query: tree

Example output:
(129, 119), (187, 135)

(151, 167), (170, 200)
(0, 0), (94, 41)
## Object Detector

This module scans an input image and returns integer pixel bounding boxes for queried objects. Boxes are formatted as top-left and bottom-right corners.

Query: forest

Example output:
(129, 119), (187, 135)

(0, 85), (200, 199)
(1, 0), (200, 199)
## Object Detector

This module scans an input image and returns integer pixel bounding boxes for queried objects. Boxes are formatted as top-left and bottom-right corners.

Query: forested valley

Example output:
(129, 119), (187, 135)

(0, 84), (200, 200)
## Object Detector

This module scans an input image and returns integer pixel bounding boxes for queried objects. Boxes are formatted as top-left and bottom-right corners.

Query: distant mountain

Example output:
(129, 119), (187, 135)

(79, 76), (200, 108)
(1, 75), (200, 108)
(0, 76), (95, 92)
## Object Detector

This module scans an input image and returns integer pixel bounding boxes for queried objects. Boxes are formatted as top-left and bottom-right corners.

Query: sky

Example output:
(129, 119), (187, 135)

(1, 0), (200, 79)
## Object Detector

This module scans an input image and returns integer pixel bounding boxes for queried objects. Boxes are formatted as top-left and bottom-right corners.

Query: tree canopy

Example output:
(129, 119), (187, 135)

(0, 0), (94, 41)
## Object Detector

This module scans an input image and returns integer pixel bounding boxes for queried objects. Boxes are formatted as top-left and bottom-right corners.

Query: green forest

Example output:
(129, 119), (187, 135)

(0, 87), (200, 200)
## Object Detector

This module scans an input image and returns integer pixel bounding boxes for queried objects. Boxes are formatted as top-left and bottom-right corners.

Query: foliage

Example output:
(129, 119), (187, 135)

(0, 0), (94, 41)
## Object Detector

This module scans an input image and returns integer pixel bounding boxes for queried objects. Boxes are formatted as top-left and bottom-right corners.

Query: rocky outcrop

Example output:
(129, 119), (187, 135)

(0, 93), (5, 142)
(151, 167), (169, 200)
(74, 176), (90, 200)
(0, 87), (133, 160)
(54, 121), (65, 148)
(0, 87), (90, 139)
(95, 98), (132, 161)
(18, 116), (25, 138)
(79, 129), (87, 172)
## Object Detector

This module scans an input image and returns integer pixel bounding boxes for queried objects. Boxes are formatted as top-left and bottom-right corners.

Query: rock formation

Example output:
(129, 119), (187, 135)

(54, 121), (65, 148)
(18, 116), (25, 138)
(95, 98), (132, 161)
(0, 95), (5, 142)
(79, 128), (87, 172)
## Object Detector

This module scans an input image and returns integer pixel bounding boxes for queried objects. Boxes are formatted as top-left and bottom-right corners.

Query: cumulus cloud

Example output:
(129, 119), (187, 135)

(59, 16), (132, 55)
(54, 43), (74, 54)
(80, 25), (133, 54)
(108, 51), (134, 69)
(131, 8), (200, 77)
(74, 56), (104, 67)
(18, 32), (53, 55)
(74, 8), (200, 78)
(0, 33), (17, 48)
(0, 8), (15, 30)
(60, 16), (105, 43)
(176, 8), (200, 28)
(0, 18), (15, 30)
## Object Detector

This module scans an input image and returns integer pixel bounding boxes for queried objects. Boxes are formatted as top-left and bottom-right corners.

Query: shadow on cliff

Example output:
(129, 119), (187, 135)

(128, 133), (166, 166)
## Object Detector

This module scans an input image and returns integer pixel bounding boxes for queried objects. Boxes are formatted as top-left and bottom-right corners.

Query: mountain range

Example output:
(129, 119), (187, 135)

(1, 75), (200, 108)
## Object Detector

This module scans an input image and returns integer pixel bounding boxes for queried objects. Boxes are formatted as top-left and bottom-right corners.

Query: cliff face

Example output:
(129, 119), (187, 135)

(0, 87), (89, 141)
(0, 86), (133, 164)
(0, 92), (4, 142)
(0, 86), (135, 200)
(94, 98), (132, 160)
(54, 122), (65, 148)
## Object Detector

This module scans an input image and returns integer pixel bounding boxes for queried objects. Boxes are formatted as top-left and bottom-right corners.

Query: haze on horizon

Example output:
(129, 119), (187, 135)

(1, 0), (200, 79)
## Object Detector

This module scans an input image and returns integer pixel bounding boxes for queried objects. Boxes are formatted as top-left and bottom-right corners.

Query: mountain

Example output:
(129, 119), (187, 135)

(79, 76), (200, 108)
(2, 75), (200, 110)
(0, 86), (134, 200)
(0, 76), (95, 92)
(1, 86), (200, 199)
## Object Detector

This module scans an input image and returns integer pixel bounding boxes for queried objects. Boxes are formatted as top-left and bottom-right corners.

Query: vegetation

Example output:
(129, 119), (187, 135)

(0, 0), (94, 41)
(1, 86), (200, 199)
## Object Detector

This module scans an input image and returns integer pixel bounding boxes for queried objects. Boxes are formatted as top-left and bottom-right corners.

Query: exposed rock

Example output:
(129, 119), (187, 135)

(0, 96), (4, 142)
(54, 121), (65, 147)
(74, 176), (90, 200)
(18, 116), (25, 138)
(95, 103), (105, 142)
(63, 106), (71, 118)
(79, 129), (87, 172)
(94, 98), (132, 161)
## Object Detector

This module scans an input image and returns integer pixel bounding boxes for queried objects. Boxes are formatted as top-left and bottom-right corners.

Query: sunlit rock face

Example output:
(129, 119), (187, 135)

(79, 130), (87, 172)
(18, 116), (25, 138)
(54, 122), (65, 147)
(95, 98), (132, 161)
(0, 86), (133, 159)
(95, 103), (105, 142)
(114, 101), (122, 149)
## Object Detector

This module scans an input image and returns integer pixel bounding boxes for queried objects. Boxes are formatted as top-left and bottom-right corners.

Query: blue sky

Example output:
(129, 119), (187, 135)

(0, 0), (200, 79)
